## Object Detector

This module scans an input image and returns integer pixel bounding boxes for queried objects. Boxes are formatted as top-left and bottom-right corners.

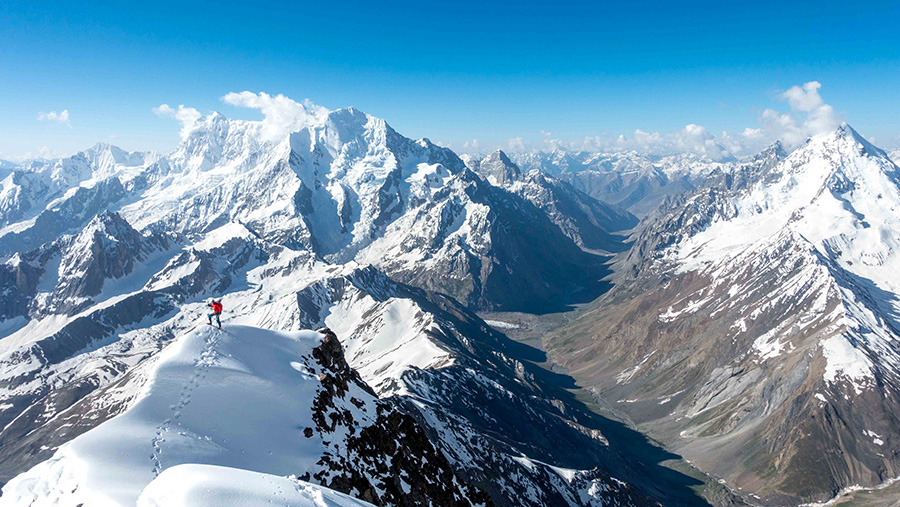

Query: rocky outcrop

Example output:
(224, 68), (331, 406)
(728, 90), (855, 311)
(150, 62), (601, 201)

(293, 272), (712, 507)
(308, 327), (492, 507)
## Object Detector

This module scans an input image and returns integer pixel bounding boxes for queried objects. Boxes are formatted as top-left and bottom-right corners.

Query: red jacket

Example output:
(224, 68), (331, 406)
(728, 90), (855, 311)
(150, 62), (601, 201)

(210, 301), (223, 313)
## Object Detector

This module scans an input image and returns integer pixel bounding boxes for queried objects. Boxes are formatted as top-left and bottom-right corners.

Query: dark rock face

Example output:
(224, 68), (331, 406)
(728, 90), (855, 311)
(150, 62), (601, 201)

(0, 211), (173, 318)
(476, 150), (522, 186)
(50, 211), (166, 314)
(516, 170), (637, 252)
(547, 239), (900, 505)
(383, 172), (615, 314)
(307, 327), (493, 507)
(0, 247), (50, 320)
(467, 150), (638, 252)
(294, 271), (712, 507)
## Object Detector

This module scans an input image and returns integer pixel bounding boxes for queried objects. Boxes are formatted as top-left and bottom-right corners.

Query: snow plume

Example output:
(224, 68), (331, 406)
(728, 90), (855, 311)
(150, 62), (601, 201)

(221, 91), (329, 142)
(37, 110), (71, 127)
(153, 104), (203, 139)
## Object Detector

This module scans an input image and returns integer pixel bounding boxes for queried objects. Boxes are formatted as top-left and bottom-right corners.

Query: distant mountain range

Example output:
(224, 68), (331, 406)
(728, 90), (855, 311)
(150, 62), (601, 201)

(1, 100), (899, 506)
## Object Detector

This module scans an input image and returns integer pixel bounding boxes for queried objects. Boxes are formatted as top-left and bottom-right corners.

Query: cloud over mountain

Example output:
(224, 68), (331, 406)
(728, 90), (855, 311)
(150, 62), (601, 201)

(153, 104), (202, 139)
(500, 81), (844, 160)
(37, 110), (71, 127)
(220, 91), (329, 142)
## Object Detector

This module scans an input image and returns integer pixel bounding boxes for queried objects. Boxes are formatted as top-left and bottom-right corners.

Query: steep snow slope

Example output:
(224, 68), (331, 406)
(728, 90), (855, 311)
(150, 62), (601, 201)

(1, 325), (483, 507)
(546, 125), (900, 505)
(0, 219), (659, 506)
(136, 464), (376, 507)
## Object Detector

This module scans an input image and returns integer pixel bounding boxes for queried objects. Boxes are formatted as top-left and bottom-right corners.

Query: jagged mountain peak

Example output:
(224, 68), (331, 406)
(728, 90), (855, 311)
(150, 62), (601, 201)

(488, 149), (515, 165)
(72, 211), (167, 256)
(750, 139), (788, 163)
(791, 122), (893, 164)
(178, 105), (378, 154)
(833, 122), (880, 149)
(477, 150), (522, 186)
(81, 209), (135, 235)
(45, 210), (169, 315)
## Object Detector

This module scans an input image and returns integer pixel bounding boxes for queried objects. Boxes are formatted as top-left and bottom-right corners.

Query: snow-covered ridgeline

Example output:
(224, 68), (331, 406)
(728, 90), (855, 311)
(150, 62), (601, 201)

(0, 209), (651, 507)
(1, 325), (481, 507)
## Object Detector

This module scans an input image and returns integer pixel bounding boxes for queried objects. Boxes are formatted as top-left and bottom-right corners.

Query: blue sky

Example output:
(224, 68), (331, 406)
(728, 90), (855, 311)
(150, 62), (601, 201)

(2, 0), (899, 158)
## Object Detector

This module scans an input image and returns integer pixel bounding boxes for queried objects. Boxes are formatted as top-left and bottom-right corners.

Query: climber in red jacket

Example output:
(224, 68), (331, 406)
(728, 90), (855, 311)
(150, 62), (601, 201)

(207, 299), (223, 329)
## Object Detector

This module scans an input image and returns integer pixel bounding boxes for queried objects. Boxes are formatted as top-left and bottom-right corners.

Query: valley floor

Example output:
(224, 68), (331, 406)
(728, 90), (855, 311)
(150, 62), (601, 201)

(486, 305), (900, 507)
(479, 309), (746, 507)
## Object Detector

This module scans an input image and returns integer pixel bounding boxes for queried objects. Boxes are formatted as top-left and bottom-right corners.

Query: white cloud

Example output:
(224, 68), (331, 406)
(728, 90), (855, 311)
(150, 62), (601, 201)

(781, 81), (824, 112)
(8, 146), (66, 162)
(805, 103), (841, 137)
(779, 81), (841, 139)
(508, 137), (526, 151)
(575, 124), (734, 160)
(500, 81), (844, 159)
(463, 139), (481, 150)
(153, 104), (203, 139)
(37, 110), (71, 127)
(221, 91), (329, 142)
(543, 136), (565, 151)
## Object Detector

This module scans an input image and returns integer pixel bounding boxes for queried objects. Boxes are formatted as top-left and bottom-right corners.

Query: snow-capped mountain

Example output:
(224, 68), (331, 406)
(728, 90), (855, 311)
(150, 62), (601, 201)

(545, 125), (900, 505)
(465, 150), (638, 252)
(2, 109), (615, 313)
(0, 104), (669, 506)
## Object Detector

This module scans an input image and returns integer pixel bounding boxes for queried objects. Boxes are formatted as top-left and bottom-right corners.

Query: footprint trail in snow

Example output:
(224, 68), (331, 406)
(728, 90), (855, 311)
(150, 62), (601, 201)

(150, 328), (222, 476)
